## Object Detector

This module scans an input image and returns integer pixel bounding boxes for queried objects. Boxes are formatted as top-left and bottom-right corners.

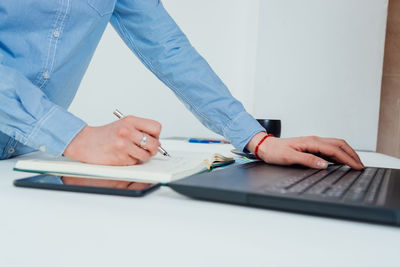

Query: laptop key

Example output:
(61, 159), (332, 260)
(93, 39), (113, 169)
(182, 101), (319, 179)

(343, 168), (377, 202)
(364, 169), (386, 204)
(287, 165), (340, 194)
(324, 169), (361, 198)
(305, 165), (350, 196)
(275, 169), (320, 188)
(261, 168), (320, 194)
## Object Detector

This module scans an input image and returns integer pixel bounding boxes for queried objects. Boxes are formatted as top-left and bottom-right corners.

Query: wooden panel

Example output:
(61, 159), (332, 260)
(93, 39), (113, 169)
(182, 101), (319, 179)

(377, 0), (400, 158)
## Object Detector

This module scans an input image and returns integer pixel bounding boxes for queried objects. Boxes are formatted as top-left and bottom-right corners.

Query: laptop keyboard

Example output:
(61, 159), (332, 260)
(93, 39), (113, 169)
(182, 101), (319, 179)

(263, 165), (390, 205)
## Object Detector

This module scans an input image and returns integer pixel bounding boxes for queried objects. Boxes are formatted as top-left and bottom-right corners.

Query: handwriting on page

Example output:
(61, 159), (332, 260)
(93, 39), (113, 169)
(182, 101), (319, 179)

(146, 156), (204, 172)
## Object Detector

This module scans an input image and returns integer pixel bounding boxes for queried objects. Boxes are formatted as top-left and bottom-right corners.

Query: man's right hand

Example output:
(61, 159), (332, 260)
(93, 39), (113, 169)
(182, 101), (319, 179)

(63, 116), (162, 166)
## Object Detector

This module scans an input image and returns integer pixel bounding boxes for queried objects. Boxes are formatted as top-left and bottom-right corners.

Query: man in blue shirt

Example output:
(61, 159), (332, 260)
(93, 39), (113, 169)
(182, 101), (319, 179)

(0, 0), (363, 170)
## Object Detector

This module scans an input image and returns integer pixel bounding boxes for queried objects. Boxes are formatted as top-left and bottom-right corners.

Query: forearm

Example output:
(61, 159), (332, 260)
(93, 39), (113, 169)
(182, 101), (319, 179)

(0, 63), (86, 155)
(110, 0), (265, 151)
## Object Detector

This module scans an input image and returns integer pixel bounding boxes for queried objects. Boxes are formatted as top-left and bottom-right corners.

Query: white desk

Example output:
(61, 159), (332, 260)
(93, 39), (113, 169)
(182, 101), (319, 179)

(1, 141), (400, 267)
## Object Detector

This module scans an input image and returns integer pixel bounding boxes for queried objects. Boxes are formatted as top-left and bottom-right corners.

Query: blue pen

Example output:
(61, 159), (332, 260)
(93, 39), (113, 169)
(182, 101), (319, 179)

(188, 138), (230, 144)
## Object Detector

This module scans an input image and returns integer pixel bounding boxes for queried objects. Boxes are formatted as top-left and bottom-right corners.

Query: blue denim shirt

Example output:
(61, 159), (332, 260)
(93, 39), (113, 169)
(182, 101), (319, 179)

(0, 0), (264, 159)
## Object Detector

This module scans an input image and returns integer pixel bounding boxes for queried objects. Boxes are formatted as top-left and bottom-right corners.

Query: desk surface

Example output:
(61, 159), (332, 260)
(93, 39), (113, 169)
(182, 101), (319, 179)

(1, 140), (400, 267)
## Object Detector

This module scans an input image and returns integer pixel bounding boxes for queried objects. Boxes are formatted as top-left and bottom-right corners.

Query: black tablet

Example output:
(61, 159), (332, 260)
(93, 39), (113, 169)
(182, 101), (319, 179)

(14, 174), (161, 197)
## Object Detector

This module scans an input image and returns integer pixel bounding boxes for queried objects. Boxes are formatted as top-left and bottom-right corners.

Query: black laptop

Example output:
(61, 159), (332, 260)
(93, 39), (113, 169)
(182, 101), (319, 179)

(168, 162), (400, 226)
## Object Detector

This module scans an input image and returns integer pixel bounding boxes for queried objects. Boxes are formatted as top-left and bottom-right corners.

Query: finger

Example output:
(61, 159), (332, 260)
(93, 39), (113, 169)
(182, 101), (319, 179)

(114, 155), (139, 166)
(111, 138), (139, 166)
(116, 126), (159, 157)
(114, 152), (139, 166)
(313, 153), (342, 165)
(128, 144), (151, 163)
(306, 142), (363, 170)
(125, 116), (162, 139)
(125, 156), (139, 166)
(324, 138), (364, 167)
(131, 132), (160, 156)
(289, 151), (328, 169)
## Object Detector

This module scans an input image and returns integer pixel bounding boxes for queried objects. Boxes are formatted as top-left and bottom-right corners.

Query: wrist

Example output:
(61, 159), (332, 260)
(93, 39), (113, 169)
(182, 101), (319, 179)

(63, 125), (91, 158)
(246, 132), (268, 154)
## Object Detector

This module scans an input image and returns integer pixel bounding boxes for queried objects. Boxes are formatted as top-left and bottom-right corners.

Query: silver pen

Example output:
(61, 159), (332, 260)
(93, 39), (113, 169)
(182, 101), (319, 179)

(113, 109), (171, 157)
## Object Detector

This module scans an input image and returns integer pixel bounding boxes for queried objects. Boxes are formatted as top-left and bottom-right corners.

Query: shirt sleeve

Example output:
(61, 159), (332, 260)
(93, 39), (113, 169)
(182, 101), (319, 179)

(110, 0), (265, 152)
(0, 63), (87, 155)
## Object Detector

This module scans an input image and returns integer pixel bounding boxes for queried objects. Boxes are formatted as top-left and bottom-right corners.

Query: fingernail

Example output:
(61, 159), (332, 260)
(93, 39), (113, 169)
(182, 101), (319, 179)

(317, 161), (328, 169)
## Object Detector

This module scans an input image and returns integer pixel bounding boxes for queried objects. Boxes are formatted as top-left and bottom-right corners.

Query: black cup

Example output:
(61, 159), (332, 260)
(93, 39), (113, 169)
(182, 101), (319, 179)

(256, 119), (281, 138)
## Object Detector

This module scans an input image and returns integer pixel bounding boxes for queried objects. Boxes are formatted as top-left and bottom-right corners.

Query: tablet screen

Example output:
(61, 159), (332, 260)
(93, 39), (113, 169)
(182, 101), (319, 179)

(61, 176), (155, 190)
(15, 174), (160, 196)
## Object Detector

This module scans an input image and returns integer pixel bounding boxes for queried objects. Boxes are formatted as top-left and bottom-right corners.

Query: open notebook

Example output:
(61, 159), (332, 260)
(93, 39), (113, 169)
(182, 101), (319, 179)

(14, 151), (234, 184)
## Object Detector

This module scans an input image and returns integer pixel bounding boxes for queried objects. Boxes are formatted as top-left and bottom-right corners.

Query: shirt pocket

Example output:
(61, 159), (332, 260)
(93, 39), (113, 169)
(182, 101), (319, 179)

(88, 0), (116, 16)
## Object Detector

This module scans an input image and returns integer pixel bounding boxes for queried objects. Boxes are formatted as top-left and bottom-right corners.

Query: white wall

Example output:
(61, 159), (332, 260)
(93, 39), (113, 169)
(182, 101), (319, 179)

(69, 0), (260, 139)
(69, 0), (388, 150)
(253, 0), (388, 151)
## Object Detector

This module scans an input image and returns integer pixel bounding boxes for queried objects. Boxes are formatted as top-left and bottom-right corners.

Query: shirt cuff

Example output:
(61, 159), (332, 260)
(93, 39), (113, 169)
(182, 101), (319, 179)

(27, 105), (87, 156)
(222, 112), (266, 152)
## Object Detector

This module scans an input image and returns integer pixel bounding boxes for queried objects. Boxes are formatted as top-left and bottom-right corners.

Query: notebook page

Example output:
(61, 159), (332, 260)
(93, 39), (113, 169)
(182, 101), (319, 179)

(15, 150), (214, 183)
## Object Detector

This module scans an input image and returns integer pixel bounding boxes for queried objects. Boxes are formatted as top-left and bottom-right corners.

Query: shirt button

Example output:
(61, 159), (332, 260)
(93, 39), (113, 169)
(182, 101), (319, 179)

(43, 71), (50, 79)
(53, 30), (60, 38)
(8, 147), (15, 154)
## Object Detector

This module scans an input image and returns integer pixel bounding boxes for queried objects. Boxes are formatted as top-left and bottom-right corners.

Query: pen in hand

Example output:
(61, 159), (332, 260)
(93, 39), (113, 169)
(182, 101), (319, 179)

(113, 109), (171, 158)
